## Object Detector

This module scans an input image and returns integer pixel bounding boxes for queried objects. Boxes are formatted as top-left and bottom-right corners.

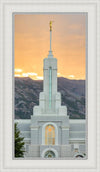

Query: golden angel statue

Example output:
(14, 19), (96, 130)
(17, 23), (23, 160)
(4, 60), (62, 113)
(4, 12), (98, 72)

(49, 21), (53, 31)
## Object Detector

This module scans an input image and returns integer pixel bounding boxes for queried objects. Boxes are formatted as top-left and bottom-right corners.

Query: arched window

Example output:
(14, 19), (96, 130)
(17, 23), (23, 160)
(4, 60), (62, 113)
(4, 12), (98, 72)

(45, 125), (55, 145)
(44, 150), (55, 158)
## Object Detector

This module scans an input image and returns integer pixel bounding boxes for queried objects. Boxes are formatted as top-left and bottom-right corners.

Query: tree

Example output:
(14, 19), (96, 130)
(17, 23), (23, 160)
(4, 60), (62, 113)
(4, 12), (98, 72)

(15, 123), (25, 157)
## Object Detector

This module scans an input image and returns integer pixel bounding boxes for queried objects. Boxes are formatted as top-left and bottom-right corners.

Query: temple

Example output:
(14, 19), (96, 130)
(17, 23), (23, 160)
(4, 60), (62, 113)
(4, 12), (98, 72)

(15, 21), (86, 159)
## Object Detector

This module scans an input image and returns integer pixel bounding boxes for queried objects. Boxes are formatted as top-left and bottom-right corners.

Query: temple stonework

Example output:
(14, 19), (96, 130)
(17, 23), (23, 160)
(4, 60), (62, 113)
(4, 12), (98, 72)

(15, 21), (86, 159)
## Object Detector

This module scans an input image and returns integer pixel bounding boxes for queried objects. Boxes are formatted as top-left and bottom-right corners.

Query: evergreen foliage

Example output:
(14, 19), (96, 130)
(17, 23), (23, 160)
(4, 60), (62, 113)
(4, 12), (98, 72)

(15, 123), (25, 157)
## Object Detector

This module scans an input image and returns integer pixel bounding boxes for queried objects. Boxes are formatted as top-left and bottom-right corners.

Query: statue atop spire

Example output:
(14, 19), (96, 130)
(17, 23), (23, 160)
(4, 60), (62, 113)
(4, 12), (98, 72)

(49, 21), (53, 31)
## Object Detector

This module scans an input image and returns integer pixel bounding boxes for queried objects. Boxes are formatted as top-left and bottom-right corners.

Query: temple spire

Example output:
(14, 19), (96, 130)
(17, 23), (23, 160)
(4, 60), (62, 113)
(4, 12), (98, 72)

(48, 21), (53, 58)
(49, 21), (52, 51)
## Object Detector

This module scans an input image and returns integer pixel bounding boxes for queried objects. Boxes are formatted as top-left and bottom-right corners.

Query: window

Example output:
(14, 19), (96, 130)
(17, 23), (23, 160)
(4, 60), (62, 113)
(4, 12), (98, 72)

(44, 150), (55, 158)
(45, 125), (55, 145)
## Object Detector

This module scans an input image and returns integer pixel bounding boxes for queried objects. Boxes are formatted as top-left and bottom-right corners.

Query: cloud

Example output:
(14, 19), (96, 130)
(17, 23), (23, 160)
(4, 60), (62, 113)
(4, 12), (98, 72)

(21, 72), (38, 77)
(15, 69), (22, 73)
(22, 73), (29, 77)
(27, 72), (37, 76)
(68, 75), (75, 78)
(15, 74), (21, 77)
(36, 76), (43, 80)
(57, 73), (62, 77)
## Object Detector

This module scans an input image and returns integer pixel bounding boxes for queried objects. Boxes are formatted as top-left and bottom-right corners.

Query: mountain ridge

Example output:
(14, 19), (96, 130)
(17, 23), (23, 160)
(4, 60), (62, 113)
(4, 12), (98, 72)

(15, 77), (85, 119)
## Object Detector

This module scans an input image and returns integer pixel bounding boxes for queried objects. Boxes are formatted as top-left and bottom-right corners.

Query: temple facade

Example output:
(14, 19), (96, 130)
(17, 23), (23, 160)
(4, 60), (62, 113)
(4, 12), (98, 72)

(15, 21), (86, 159)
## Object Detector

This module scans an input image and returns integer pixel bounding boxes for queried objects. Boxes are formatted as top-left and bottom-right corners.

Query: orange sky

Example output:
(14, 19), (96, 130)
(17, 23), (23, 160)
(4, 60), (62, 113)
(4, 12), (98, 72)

(14, 14), (86, 80)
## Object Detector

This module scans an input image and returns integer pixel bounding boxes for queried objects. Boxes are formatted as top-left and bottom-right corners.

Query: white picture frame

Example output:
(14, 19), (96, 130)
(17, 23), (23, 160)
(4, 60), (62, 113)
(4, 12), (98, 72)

(0, 0), (100, 172)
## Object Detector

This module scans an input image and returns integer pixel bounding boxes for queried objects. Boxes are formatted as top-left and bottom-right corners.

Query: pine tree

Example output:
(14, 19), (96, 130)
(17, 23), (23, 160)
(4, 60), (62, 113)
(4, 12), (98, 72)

(15, 123), (25, 157)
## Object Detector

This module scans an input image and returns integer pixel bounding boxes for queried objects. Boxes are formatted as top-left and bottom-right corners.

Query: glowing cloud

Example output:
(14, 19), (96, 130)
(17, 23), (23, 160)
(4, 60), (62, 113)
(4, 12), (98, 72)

(22, 72), (38, 77)
(14, 71), (43, 80)
(15, 74), (21, 77)
(36, 76), (43, 80)
(27, 72), (37, 76)
(57, 73), (61, 76)
(15, 69), (22, 73)
(22, 73), (29, 77)
(68, 75), (75, 78)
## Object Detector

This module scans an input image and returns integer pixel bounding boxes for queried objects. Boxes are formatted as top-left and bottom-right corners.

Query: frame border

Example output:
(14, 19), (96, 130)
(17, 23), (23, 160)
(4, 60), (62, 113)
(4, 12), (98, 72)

(0, 0), (100, 172)
(12, 11), (88, 161)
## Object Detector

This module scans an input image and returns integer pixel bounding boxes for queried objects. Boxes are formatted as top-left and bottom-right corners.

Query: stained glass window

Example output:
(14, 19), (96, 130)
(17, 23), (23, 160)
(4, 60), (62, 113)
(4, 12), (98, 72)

(45, 125), (55, 145)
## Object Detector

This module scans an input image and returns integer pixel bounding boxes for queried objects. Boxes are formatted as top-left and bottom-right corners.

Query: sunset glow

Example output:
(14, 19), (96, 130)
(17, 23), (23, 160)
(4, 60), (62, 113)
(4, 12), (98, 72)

(15, 14), (86, 80)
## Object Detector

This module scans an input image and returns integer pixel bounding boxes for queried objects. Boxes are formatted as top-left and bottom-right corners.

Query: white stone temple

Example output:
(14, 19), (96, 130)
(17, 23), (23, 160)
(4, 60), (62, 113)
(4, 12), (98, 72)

(15, 21), (86, 159)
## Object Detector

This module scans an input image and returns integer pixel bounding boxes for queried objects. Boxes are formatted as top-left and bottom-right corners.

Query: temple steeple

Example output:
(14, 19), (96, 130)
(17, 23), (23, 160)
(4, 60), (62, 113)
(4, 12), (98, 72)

(48, 21), (53, 58)
(33, 21), (67, 115)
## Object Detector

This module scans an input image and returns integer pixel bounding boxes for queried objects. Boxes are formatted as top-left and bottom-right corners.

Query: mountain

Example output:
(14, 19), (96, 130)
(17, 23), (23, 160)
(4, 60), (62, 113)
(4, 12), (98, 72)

(15, 77), (85, 119)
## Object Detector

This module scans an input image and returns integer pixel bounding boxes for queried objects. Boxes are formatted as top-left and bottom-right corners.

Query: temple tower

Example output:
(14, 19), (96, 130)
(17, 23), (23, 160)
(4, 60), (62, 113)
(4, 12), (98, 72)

(28, 21), (69, 158)
(33, 21), (67, 116)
